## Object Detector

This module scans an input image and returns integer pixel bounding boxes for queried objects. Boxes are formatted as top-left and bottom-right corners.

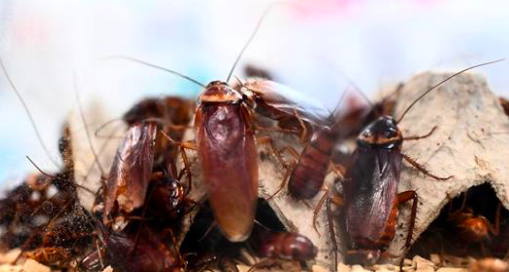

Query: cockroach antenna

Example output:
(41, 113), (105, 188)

(225, 2), (293, 83)
(101, 55), (207, 88)
(397, 58), (505, 124)
(26, 155), (56, 178)
(0, 54), (60, 168)
(73, 70), (106, 176)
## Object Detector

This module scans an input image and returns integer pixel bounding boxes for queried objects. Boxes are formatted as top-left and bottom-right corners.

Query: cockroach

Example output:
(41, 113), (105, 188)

(81, 224), (185, 272)
(323, 60), (503, 269)
(447, 192), (501, 252)
(249, 229), (317, 261)
(246, 229), (317, 272)
(237, 78), (330, 142)
(102, 96), (194, 224)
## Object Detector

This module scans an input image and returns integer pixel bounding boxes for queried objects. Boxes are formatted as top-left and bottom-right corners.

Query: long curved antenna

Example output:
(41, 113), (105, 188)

(26, 155), (55, 178)
(0, 54), (60, 168)
(226, 2), (295, 83)
(73, 70), (106, 176)
(101, 55), (206, 88)
(397, 58), (505, 123)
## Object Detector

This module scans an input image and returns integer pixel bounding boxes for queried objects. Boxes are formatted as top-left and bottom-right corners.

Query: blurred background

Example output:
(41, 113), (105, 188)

(0, 0), (508, 184)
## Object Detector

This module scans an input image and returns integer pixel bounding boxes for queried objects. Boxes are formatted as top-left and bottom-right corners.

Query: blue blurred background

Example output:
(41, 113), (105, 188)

(0, 0), (508, 185)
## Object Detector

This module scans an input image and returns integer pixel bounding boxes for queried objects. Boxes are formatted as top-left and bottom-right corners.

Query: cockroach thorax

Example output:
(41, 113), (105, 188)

(358, 116), (402, 149)
(199, 81), (242, 103)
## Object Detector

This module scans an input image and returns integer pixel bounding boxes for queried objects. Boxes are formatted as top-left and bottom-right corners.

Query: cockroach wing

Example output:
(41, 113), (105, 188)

(242, 79), (329, 126)
(195, 104), (258, 242)
(103, 122), (157, 223)
(344, 147), (402, 246)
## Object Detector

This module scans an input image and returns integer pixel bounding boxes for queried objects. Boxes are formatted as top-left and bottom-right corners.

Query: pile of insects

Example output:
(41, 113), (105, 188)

(1, 8), (509, 272)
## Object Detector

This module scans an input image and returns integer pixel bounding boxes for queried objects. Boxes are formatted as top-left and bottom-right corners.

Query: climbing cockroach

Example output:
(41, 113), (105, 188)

(322, 60), (503, 269)
(266, 92), (346, 201)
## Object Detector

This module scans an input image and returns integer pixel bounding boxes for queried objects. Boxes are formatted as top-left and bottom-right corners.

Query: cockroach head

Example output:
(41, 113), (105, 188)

(358, 116), (402, 149)
(199, 81), (242, 104)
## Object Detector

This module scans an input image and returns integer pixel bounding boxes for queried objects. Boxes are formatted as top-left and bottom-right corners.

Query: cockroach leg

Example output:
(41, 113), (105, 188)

(448, 192), (468, 217)
(326, 196), (339, 271)
(279, 145), (300, 160)
(256, 136), (288, 169)
(402, 153), (453, 181)
(403, 126), (438, 141)
(161, 227), (186, 266)
(290, 108), (309, 144)
(178, 145), (193, 194)
(396, 190), (418, 270)
(329, 163), (346, 177)
(312, 187), (344, 236)
(489, 202), (502, 236)
(267, 161), (295, 200)
(159, 130), (197, 150)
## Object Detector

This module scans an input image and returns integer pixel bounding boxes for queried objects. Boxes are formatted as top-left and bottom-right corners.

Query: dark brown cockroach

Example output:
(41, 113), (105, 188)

(324, 60), (503, 268)
(81, 224), (185, 272)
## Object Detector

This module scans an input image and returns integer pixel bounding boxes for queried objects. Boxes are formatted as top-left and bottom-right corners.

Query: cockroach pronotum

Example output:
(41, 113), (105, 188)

(321, 60), (503, 269)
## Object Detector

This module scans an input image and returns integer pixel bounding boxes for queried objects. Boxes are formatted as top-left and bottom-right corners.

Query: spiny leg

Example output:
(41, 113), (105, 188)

(267, 161), (295, 200)
(402, 153), (453, 181)
(403, 126), (437, 141)
(313, 187), (344, 236)
(257, 136), (289, 169)
(326, 197), (339, 271)
(397, 190), (418, 271)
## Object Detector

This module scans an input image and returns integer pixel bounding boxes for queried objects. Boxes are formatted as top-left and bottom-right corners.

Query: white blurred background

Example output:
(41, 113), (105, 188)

(0, 0), (508, 184)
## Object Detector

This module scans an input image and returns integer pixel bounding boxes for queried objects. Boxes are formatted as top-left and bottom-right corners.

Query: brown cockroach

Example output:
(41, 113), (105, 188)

(249, 229), (317, 261)
(81, 224), (185, 272)
(102, 96), (194, 225)
(246, 229), (317, 272)
(446, 192), (501, 252)
(321, 60), (503, 269)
